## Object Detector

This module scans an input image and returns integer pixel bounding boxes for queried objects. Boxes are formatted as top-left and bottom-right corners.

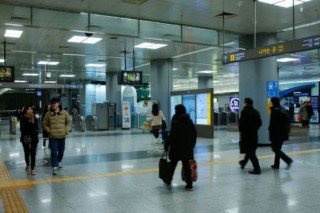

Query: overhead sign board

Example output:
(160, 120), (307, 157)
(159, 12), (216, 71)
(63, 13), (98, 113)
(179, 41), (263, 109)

(222, 34), (320, 64)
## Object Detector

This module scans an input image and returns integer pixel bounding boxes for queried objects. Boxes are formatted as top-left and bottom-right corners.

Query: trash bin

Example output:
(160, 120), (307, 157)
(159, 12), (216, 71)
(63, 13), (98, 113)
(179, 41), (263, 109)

(9, 116), (17, 135)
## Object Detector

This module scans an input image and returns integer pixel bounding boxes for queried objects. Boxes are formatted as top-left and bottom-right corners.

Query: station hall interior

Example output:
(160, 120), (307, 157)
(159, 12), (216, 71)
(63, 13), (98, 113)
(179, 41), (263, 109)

(1, 0), (320, 212)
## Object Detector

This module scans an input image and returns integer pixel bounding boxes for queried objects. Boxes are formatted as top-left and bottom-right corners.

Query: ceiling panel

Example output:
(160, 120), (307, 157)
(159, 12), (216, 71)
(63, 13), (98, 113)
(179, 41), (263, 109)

(0, 0), (319, 92)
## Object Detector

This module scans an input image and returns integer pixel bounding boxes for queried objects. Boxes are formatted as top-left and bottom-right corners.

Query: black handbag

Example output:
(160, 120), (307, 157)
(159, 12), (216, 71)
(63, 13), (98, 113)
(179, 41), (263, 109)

(159, 150), (172, 184)
(23, 135), (32, 144)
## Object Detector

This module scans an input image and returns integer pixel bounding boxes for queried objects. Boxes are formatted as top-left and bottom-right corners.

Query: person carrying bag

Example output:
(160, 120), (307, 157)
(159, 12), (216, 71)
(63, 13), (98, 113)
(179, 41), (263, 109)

(164, 104), (197, 191)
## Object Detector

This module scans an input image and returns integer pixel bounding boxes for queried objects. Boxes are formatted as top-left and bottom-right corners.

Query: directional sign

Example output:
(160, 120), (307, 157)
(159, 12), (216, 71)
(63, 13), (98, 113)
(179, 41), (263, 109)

(222, 34), (320, 64)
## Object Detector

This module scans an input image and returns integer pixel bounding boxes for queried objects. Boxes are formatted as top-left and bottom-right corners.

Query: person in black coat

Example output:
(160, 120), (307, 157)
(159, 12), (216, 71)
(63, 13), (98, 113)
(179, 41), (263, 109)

(165, 104), (197, 191)
(20, 104), (39, 176)
(238, 97), (262, 175)
(306, 101), (314, 127)
(269, 97), (293, 169)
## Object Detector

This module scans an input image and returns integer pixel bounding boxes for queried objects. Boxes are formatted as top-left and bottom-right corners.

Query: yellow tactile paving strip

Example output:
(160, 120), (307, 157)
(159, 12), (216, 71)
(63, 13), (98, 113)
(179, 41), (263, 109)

(0, 148), (320, 212)
(0, 155), (30, 213)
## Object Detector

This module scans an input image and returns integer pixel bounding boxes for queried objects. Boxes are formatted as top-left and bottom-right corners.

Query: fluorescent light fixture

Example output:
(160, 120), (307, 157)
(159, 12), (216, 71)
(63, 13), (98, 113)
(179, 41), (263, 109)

(277, 58), (299, 62)
(82, 37), (102, 44)
(14, 80), (27, 83)
(197, 70), (214, 74)
(4, 29), (23, 38)
(47, 62), (60, 65)
(172, 68), (178, 71)
(44, 80), (57, 84)
(60, 74), (75, 77)
(85, 63), (106, 67)
(67, 36), (102, 44)
(134, 42), (167, 49)
(258, 0), (311, 8)
(23, 73), (39, 76)
(282, 19), (320, 31)
(0, 59), (4, 63)
(37, 61), (60, 65)
(63, 53), (86, 57)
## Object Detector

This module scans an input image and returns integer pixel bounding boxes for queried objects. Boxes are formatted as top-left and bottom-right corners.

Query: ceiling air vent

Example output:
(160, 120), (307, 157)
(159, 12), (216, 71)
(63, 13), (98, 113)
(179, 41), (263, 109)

(59, 45), (70, 49)
(215, 12), (237, 19)
(122, 0), (148, 5)
(11, 16), (31, 24)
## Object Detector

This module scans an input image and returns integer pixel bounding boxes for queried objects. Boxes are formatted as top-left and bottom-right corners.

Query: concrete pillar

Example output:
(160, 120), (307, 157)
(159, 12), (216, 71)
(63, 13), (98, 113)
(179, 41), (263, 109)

(150, 59), (173, 122)
(106, 72), (121, 112)
(239, 33), (278, 144)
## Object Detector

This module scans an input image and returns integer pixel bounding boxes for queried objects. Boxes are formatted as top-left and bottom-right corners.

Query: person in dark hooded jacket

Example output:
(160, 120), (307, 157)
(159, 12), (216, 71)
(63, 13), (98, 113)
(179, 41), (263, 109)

(165, 104), (197, 191)
(269, 97), (293, 169)
(238, 97), (262, 175)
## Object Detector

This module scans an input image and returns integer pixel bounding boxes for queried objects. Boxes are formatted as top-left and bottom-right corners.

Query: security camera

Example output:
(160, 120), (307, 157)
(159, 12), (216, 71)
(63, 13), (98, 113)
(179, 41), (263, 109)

(85, 32), (93, 37)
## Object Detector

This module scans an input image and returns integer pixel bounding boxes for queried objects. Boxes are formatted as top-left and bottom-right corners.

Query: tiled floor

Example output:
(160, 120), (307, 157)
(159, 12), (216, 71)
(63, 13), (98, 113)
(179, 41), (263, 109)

(1, 124), (320, 213)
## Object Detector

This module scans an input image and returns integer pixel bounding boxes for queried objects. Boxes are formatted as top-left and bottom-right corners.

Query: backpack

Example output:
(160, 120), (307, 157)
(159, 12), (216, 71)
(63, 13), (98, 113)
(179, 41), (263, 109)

(279, 108), (291, 133)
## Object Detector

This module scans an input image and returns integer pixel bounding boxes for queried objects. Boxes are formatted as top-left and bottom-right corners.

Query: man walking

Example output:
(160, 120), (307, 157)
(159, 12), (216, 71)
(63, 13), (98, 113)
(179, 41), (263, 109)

(43, 97), (71, 175)
(238, 97), (262, 175)
(269, 97), (293, 169)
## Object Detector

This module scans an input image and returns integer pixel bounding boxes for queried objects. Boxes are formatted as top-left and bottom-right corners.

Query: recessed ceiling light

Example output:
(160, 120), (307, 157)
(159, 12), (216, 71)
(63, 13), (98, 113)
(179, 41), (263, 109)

(197, 70), (214, 74)
(37, 61), (60, 65)
(258, 0), (311, 8)
(134, 42), (167, 49)
(172, 68), (178, 71)
(82, 37), (102, 44)
(67, 36), (102, 44)
(23, 73), (39, 76)
(277, 58), (299, 62)
(4, 29), (23, 38)
(60, 74), (75, 77)
(85, 63), (106, 67)
(44, 81), (57, 84)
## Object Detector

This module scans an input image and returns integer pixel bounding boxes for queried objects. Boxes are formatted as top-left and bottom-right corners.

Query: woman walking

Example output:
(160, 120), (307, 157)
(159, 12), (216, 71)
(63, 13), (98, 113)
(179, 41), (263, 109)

(20, 104), (39, 175)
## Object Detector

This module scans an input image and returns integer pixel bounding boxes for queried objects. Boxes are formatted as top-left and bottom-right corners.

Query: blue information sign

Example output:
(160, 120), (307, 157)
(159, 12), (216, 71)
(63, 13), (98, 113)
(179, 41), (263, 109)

(266, 81), (279, 98)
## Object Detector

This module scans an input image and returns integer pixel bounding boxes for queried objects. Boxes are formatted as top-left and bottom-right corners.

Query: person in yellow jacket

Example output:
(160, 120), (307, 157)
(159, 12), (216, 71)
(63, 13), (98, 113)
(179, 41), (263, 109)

(43, 97), (71, 175)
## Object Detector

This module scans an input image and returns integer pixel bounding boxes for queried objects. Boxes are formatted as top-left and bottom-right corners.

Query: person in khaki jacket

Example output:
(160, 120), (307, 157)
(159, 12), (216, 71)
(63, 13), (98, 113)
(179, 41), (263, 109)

(43, 97), (71, 175)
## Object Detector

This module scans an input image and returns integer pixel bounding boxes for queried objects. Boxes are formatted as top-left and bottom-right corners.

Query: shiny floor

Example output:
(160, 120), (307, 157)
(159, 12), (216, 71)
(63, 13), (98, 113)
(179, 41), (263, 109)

(1, 124), (320, 213)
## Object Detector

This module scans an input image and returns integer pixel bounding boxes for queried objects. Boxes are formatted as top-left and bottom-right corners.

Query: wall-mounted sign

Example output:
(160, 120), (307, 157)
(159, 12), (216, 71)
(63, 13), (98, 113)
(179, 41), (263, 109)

(266, 81), (279, 98)
(229, 97), (239, 112)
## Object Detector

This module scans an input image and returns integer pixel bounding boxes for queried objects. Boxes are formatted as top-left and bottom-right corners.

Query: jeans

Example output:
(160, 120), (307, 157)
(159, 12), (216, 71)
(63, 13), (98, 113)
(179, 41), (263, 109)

(49, 138), (66, 168)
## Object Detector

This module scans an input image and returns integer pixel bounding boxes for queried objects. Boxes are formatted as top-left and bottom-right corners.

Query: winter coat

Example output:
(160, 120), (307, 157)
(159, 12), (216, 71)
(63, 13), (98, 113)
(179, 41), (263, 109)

(41, 111), (49, 138)
(42, 109), (71, 139)
(298, 105), (308, 121)
(20, 115), (39, 143)
(165, 114), (197, 161)
(238, 105), (262, 154)
(269, 106), (289, 142)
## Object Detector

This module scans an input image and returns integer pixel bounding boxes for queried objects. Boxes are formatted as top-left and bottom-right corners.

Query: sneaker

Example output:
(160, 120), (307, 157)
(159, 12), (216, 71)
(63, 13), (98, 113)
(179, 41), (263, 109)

(31, 170), (36, 176)
(52, 167), (58, 175)
(185, 185), (193, 191)
(58, 163), (63, 169)
(25, 166), (29, 171)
